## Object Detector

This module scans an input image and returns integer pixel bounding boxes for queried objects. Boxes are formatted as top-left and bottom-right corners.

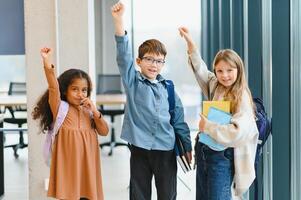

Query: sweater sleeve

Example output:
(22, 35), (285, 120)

(188, 49), (217, 99)
(203, 91), (258, 148)
(44, 65), (60, 118)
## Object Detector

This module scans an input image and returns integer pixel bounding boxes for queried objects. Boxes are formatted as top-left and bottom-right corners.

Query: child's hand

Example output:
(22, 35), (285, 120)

(111, 2), (124, 20)
(40, 47), (52, 59)
(80, 97), (97, 113)
(178, 27), (197, 54)
(198, 114), (207, 132)
(40, 47), (52, 68)
(185, 151), (193, 164)
(111, 2), (125, 36)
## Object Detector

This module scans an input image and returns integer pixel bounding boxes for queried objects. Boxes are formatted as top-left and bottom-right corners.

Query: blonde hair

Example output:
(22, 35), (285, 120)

(213, 49), (254, 114)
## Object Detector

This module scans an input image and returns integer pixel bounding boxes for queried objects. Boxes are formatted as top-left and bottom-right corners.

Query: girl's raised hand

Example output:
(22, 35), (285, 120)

(40, 47), (52, 59)
(178, 27), (197, 53)
(111, 1), (125, 19)
(40, 47), (52, 68)
(178, 27), (189, 37)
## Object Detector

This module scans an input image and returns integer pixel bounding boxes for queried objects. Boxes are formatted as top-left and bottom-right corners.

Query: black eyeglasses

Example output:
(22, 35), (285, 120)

(142, 57), (165, 67)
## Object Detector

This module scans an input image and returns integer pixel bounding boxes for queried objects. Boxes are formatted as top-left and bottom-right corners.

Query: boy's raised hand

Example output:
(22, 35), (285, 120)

(40, 47), (52, 69)
(111, 1), (124, 19)
(111, 1), (125, 36)
(178, 27), (197, 54)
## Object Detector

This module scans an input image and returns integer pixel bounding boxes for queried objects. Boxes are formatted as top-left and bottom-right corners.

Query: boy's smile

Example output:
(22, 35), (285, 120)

(136, 53), (165, 81)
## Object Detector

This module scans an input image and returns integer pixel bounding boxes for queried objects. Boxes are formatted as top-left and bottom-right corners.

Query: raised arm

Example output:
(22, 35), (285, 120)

(40, 47), (53, 70)
(111, 2), (136, 88)
(179, 27), (217, 99)
(40, 47), (60, 117)
(111, 2), (125, 36)
(178, 27), (197, 54)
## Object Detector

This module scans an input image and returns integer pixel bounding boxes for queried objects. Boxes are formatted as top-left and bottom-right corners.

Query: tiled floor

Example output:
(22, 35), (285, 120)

(2, 134), (29, 200)
(2, 134), (196, 200)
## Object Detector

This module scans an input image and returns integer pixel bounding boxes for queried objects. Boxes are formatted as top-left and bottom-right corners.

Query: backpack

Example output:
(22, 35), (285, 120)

(253, 97), (272, 164)
(43, 101), (69, 166)
(253, 97), (272, 200)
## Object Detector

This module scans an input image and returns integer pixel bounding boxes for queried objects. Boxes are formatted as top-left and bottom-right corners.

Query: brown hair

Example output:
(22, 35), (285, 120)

(138, 39), (167, 59)
(213, 49), (254, 114)
(32, 68), (92, 132)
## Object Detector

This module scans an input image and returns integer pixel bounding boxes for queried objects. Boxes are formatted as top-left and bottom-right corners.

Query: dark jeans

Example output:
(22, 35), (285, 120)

(129, 145), (177, 200)
(196, 142), (234, 200)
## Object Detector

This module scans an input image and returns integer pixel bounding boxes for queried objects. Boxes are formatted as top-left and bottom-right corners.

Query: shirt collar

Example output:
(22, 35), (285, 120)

(138, 72), (165, 84)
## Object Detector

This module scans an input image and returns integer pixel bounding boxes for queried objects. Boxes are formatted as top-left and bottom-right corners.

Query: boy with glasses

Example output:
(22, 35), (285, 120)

(111, 2), (192, 200)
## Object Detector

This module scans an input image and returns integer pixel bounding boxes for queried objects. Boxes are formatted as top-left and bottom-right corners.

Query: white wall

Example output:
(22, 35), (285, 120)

(25, 0), (96, 199)
(100, 0), (119, 74)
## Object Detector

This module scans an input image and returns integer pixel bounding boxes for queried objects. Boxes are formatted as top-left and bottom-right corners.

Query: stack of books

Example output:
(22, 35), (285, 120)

(199, 101), (232, 151)
(175, 136), (191, 173)
(202, 101), (231, 117)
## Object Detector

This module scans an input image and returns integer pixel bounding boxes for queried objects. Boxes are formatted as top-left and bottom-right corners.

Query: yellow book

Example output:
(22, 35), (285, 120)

(202, 101), (231, 117)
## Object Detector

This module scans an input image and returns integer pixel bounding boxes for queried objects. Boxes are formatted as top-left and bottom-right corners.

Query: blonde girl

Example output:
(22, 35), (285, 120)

(179, 27), (258, 200)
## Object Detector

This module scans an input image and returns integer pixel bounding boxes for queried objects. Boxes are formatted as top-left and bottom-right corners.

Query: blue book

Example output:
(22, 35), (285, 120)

(199, 107), (232, 151)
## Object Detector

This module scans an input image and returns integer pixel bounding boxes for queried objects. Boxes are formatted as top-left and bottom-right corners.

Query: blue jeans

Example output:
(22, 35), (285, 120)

(196, 142), (234, 200)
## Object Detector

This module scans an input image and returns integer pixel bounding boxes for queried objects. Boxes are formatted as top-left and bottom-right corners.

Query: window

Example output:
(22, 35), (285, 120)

(132, 0), (202, 129)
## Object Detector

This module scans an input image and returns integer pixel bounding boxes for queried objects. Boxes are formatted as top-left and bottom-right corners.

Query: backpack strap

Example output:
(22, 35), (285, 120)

(43, 100), (69, 166)
(166, 80), (175, 122)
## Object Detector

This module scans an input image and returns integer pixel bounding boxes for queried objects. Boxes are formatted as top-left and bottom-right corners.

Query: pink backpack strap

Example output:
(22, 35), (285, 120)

(43, 100), (69, 166)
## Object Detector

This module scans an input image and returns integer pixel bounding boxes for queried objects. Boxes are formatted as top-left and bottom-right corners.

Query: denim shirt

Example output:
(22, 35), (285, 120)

(115, 34), (192, 151)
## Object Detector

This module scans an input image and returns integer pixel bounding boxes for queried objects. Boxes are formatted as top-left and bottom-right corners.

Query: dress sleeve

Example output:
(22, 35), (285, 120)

(44, 65), (61, 118)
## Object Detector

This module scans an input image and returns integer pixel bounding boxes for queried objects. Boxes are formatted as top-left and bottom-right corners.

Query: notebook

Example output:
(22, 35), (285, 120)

(202, 101), (231, 117)
(199, 106), (232, 151)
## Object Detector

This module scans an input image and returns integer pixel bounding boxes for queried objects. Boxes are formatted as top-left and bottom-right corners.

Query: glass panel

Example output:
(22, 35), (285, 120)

(0, 55), (26, 94)
(290, 0), (301, 199)
(132, 0), (201, 130)
(262, 0), (273, 199)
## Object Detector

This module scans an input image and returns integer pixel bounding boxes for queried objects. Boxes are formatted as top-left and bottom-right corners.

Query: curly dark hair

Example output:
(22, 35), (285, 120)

(32, 68), (92, 132)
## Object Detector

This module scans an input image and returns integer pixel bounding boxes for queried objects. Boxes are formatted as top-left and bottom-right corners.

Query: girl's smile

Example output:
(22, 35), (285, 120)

(215, 60), (238, 88)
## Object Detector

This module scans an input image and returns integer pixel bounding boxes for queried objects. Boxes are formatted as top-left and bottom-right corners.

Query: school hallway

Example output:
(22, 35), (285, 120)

(1, 0), (301, 199)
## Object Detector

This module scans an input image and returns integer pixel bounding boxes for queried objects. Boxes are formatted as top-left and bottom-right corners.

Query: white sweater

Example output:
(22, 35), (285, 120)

(188, 49), (259, 198)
